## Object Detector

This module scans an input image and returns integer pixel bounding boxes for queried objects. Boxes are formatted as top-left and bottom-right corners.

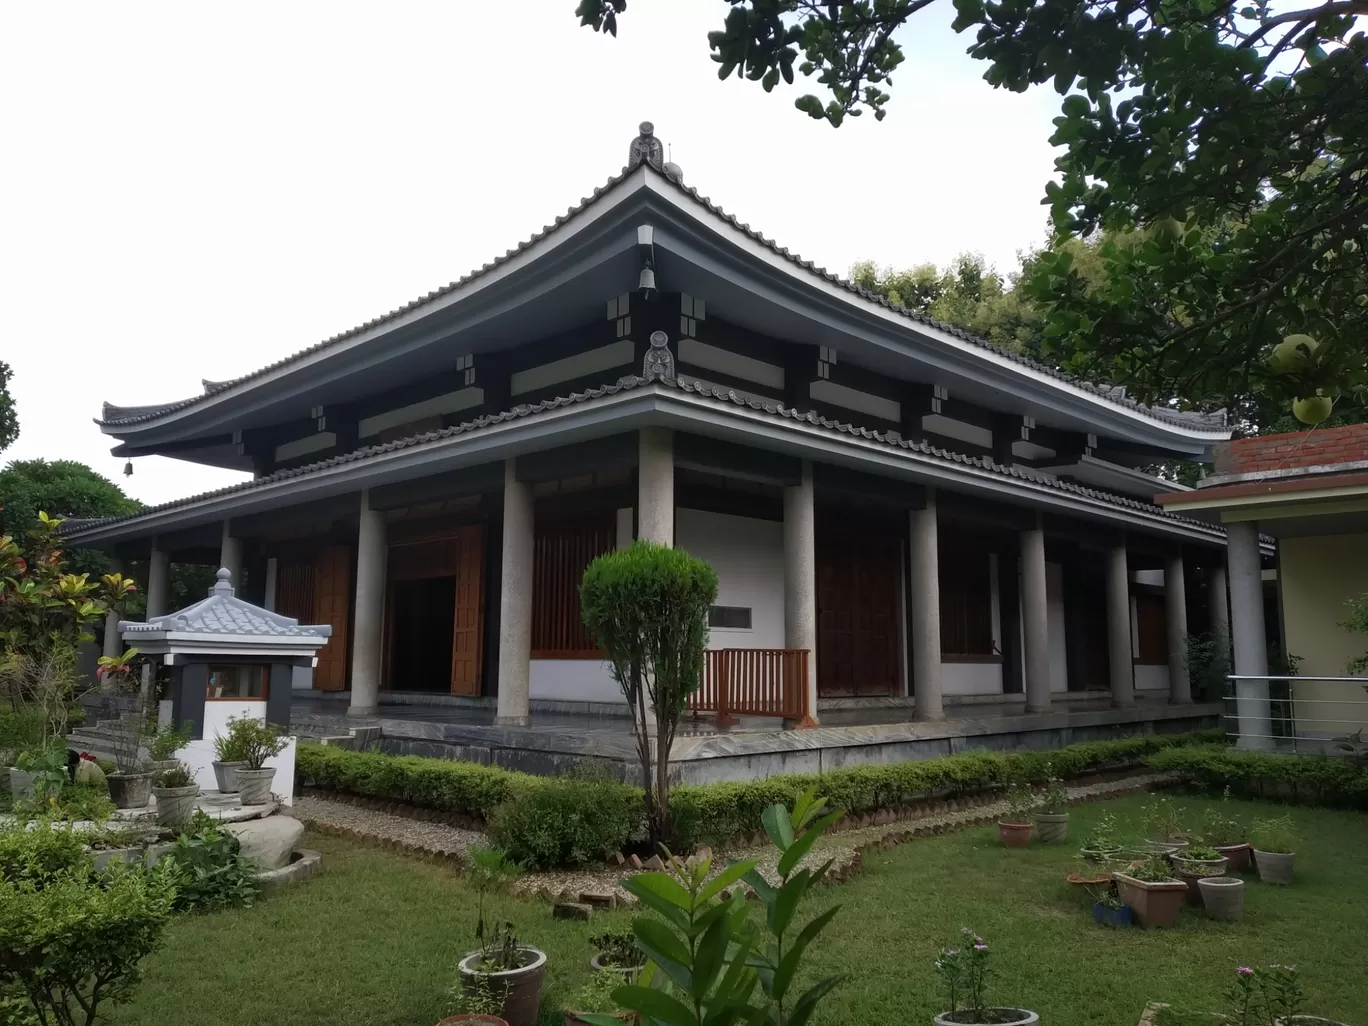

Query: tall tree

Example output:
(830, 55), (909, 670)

(0, 361), (17, 454)
(0, 459), (140, 537)
(577, 0), (1368, 417)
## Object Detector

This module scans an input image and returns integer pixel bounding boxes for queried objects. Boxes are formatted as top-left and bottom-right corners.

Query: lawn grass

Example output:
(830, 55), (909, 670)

(110, 794), (1368, 1026)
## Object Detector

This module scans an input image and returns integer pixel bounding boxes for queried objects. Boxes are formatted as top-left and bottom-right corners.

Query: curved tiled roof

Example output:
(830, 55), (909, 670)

(71, 372), (1223, 542)
(99, 143), (1225, 435)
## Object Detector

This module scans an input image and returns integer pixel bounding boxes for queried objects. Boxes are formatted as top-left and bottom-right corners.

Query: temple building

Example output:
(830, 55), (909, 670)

(70, 123), (1244, 765)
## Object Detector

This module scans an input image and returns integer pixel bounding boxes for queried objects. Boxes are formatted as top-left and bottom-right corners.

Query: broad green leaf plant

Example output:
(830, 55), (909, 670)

(586, 787), (844, 1026)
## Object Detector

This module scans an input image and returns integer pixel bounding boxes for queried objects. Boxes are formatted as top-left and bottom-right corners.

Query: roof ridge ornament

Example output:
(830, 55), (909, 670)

(628, 121), (665, 172)
(643, 331), (675, 383)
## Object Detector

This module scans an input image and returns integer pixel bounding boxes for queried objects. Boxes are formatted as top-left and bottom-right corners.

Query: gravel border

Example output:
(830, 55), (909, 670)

(289, 772), (1175, 906)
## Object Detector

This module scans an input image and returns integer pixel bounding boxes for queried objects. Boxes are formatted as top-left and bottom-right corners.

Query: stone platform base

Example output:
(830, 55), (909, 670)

(299, 698), (1220, 785)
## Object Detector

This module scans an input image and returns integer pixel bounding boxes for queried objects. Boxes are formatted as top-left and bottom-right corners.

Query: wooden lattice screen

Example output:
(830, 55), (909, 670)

(939, 539), (995, 657)
(531, 512), (616, 657)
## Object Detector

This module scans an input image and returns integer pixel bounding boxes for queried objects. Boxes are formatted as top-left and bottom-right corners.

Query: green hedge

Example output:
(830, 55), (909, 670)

(298, 730), (1221, 864)
(668, 729), (1222, 849)
(1146, 744), (1368, 809)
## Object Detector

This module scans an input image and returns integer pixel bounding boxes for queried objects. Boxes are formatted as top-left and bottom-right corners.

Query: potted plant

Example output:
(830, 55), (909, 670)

(1079, 811), (1122, 862)
(1225, 964), (1352, 1025)
(440, 973), (509, 1026)
(223, 716), (288, 806)
(1091, 885), (1134, 928)
(1250, 816), (1297, 885)
(1113, 856), (1188, 928)
(151, 760), (199, 829)
(933, 929), (1039, 1024)
(144, 721), (192, 774)
(588, 931), (644, 978)
(1140, 795), (1189, 855)
(1032, 771), (1069, 844)
(211, 729), (247, 794)
(1172, 843), (1228, 904)
(997, 783), (1036, 848)
(1066, 854), (1114, 896)
(564, 968), (635, 1026)
(457, 847), (544, 1026)
(1202, 788), (1252, 871)
(1198, 875), (1245, 921)
(104, 708), (155, 810)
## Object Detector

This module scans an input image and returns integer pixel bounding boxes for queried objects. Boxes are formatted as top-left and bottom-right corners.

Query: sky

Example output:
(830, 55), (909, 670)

(0, 1), (1063, 507)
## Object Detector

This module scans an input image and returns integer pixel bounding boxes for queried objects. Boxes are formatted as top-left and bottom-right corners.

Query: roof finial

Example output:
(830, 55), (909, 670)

(213, 567), (234, 596)
(628, 121), (665, 172)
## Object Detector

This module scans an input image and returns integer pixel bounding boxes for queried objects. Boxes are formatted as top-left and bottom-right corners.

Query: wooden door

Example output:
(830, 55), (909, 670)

(449, 525), (485, 696)
(312, 545), (352, 691)
(816, 512), (901, 696)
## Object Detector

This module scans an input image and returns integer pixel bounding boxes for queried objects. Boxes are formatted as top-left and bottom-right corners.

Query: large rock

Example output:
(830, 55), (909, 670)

(225, 815), (305, 871)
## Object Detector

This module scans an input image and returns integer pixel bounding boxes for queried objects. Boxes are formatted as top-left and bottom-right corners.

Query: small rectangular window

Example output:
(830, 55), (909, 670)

(708, 606), (753, 630)
(207, 664), (268, 701)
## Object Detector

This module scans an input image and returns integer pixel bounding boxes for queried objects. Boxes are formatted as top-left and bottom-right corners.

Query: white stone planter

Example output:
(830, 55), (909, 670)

(1198, 876), (1244, 921)
(1254, 849), (1295, 885)
(7, 768), (38, 801)
(934, 1009), (1039, 1025)
(152, 784), (200, 829)
(236, 766), (277, 806)
(213, 760), (246, 794)
(1034, 812), (1069, 844)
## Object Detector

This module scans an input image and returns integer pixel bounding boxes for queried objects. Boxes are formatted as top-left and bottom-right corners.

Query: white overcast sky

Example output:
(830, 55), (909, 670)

(0, 1), (1061, 507)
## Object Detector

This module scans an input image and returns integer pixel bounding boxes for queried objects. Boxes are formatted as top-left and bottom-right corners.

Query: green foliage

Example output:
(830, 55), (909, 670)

(488, 775), (639, 870)
(0, 706), (43, 764)
(163, 811), (259, 914)
(1200, 788), (1245, 847)
(1080, 811), (1119, 854)
(1141, 795), (1186, 841)
(1249, 816), (1297, 855)
(1003, 782), (1038, 823)
(1146, 744), (1368, 809)
(0, 362), (17, 455)
(568, 968), (626, 1015)
(447, 973), (504, 1019)
(1338, 592), (1368, 676)
(1035, 769), (1068, 816)
(580, 540), (718, 847)
(1130, 856), (1179, 883)
(300, 731), (1220, 861)
(467, 845), (524, 969)
(152, 762), (194, 790)
(935, 928), (993, 1018)
(0, 856), (178, 1026)
(0, 825), (88, 888)
(0, 461), (140, 582)
(1186, 632), (1232, 704)
(590, 930), (645, 969)
(1225, 964), (1305, 1026)
(222, 716), (287, 770)
(144, 722), (191, 763)
(211, 729), (246, 764)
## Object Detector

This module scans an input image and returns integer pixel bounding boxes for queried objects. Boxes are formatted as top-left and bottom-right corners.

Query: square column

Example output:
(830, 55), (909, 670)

(220, 521), (243, 584)
(909, 491), (943, 721)
(1166, 553), (1192, 704)
(1106, 542), (1135, 707)
(1021, 521), (1051, 713)
(637, 427), (674, 545)
(102, 557), (124, 659)
(146, 541), (169, 620)
(1227, 520), (1272, 748)
(782, 461), (819, 727)
(348, 489), (387, 717)
(1209, 564), (1230, 651)
(496, 459), (533, 726)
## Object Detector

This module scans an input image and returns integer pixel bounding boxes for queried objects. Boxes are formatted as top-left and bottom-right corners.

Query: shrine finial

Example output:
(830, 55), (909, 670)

(628, 121), (665, 172)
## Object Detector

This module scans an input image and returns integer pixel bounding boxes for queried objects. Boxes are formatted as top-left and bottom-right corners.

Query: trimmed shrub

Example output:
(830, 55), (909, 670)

(1147, 744), (1368, 809)
(299, 730), (1221, 862)
(488, 776), (640, 869)
(0, 825), (89, 888)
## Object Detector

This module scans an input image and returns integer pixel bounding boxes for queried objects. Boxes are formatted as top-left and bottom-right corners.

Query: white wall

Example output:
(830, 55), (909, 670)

(942, 661), (1004, 695)
(529, 507), (787, 704)
(1047, 562), (1069, 692)
(676, 507), (786, 650)
(186, 700), (295, 805)
(1135, 664), (1168, 693)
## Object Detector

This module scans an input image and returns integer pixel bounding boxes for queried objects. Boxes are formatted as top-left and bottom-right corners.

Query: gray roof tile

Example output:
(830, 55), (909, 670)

(120, 568), (333, 640)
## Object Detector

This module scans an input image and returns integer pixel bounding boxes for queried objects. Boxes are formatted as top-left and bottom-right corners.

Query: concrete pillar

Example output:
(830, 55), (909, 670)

(263, 557), (279, 611)
(1021, 521), (1051, 713)
(783, 461), (819, 726)
(496, 459), (533, 726)
(101, 557), (125, 659)
(637, 427), (674, 545)
(1227, 521), (1272, 749)
(909, 491), (943, 721)
(146, 541), (169, 619)
(1166, 554), (1192, 704)
(219, 521), (243, 586)
(1106, 543), (1135, 707)
(1209, 563), (1230, 650)
(348, 489), (387, 717)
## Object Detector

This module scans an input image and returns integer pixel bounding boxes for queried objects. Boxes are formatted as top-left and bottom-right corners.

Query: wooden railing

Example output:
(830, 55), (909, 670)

(689, 648), (815, 727)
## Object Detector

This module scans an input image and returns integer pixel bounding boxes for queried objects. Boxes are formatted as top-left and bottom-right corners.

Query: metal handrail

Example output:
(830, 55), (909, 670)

(1222, 672), (1368, 752)
(1228, 674), (1368, 683)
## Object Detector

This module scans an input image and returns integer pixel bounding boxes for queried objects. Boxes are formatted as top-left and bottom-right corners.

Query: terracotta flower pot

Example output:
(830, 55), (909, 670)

(998, 821), (1032, 848)
(1198, 876), (1244, 921)
(1034, 812), (1069, 844)
(933, 1008), (1040, 1024)
(107, 771), (154, 810)
(1254, 849), (1295, 885)
(1113, 872), (1188, 928)
(458, 947), (547, 1026)
(1215, 842), (1252, 871)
